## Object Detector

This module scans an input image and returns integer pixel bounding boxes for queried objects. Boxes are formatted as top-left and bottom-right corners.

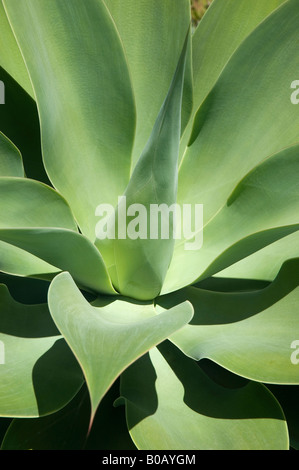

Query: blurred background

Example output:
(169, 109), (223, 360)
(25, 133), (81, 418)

(191, 0), (213, 29)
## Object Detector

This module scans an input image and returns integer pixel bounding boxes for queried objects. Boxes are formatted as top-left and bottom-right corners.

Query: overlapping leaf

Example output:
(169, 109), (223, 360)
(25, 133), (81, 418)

(163, 0), (299, 292)
(0, 284), (83, 417)
(100, 31), (189, 300)
(1, 383), (136, 450)
(180, 0), (286, 158)
(48, 272), (193, 420)
(164, 144), (299, 293)
(0, 134), (23, 177)
(105, 0), (193, 168)
(0, 178), (114, 293)
(120, 343), (288, 450)
(3, 0), (136, 240)
(158, 259), (299, 384)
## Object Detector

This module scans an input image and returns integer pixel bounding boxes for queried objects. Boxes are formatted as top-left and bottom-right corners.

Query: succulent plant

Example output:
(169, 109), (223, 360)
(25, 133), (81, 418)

(0, 0), (298, 450)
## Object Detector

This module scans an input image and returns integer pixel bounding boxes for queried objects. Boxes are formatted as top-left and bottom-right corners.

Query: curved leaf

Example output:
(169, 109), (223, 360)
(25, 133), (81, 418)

(1, 382), (136, 450)
(217, 231), (299, 282)
(164, 144), (299, 293)
(4, 0), (136, 240)
(0, 3), (33, 97)
(0, 133), (23, 177)
(180, 0), (286, 160)
(0, 242), (59, 279)
(0, 67), (48, 184)
(0, 177), (77, 230)
(191, 0), (286, 116)
(105, 0), (192, 168)
(0, 284), (83, 417)
(100, 31), (189, 300)
(48, 272), (193, 420)
(166, 0), (299, 291)
(0, 229), (115, 295)
(158, 259), (299, 384)
(120, 342), (288, 450)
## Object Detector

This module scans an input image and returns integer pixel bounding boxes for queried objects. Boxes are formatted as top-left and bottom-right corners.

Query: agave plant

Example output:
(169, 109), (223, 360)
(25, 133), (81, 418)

(0, 0), (298, 451)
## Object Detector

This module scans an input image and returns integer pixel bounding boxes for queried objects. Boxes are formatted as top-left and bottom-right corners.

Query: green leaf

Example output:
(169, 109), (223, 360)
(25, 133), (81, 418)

(0, 3), (33, 97)
(164, 0), (299, 292)
(0, 241), (59, 279)
(120, 342), (288, 450)
(4, 0), (136, 240)
(0, 67), (49, 184)
(105, 0), (193, 168)
(0, 229), (115, 295)
(0, 177), (77, 230)
(191, 0), (286, 117)
(158, 259), (299, 384)
(48, 272), (193, 420)
(180, 0), (286, 160)
(164, 144), (299, 293)
(1, 382), (136, 450)
(0, 133), (23, 177)
(99, 31), (189, 300)
(217, 231), (299, 282)
(0, 284), (83, 417)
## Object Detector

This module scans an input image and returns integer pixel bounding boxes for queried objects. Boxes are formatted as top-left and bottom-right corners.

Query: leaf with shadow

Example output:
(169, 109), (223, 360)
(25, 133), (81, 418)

(0, 66), (50, 184)
(0, 284), (83, 417)
(157, 259), (299, 384)
(1, 381), (136, 450)
(267, 384), (299, 450)
(119, 341), (288, 450)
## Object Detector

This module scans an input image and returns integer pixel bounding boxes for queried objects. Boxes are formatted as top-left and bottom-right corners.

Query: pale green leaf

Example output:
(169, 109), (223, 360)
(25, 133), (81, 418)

(48, 272), (193, 419)
(158, 259), (299, 384)
(105, 0), (192, 169)
(4, 0), (136, 240)
(98, 31), (189, 300)
(0, 285), (83, 417)
(0, 133), (23, 177)
(120, 343), (288, 450)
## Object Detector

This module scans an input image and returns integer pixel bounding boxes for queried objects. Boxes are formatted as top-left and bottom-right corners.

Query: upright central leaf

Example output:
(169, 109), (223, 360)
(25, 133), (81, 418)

(97, 32), (189, 300)
(3, 0), (136, 240)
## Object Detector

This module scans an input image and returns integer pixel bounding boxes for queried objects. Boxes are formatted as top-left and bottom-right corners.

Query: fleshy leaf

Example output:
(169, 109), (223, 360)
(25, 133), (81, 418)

(3, 0), (136, 240)
(0, 133), (23, 177)
(48, 272), (193, 421)
(99, 31), (189, 300)
(120, 342), (288, 450)
(0, 284), (83, 417)
(158, 259), (299, 384)
(0, 229), (115, 295)
(0, 3), (33, 97)
(164, 144), (299, 293)
(180, 0), (286, 160)
(105, 0), (193, 168)
(0, 177), (77, 230)
(1, 382), (136, 450)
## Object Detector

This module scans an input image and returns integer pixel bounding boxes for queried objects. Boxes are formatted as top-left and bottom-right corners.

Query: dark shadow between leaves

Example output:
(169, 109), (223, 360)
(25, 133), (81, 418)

(158, 258), (299, 325)
(122, 342), (284, 429)
(120, 352), (158, 430)
(32, 338), (83, 417)
(0, 66), (50, 184)
(0, 273), (50, 304)
(158, 341), (284, 421)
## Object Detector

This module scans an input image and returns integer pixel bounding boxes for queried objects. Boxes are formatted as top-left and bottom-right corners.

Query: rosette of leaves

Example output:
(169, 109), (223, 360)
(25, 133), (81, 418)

(0, 0), (298, 450)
